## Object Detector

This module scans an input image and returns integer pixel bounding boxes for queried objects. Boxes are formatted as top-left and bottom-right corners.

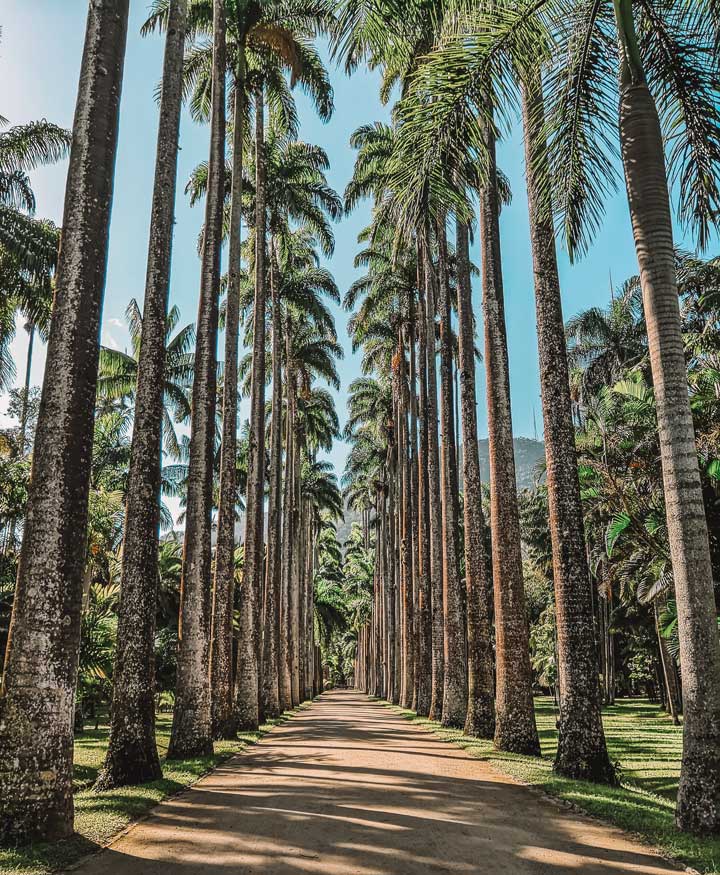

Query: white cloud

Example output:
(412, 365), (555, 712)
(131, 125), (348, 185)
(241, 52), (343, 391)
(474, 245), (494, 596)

(101, 330), (121, 351)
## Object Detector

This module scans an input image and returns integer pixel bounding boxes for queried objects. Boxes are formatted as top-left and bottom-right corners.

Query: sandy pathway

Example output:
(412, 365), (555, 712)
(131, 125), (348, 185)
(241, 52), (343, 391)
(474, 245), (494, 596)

(71, 690), (682, 874)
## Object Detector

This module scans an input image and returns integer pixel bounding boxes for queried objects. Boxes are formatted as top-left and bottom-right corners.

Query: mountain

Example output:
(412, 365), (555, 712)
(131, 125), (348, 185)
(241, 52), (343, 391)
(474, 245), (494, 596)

(477, 437), (545, 491)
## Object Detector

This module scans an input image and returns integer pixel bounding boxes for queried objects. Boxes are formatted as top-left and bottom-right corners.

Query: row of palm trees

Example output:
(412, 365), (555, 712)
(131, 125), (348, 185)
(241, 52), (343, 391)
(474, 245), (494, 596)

(0, 0), (344, 844)
(340, 0), (720, 837)
(2, 0), (720, 847)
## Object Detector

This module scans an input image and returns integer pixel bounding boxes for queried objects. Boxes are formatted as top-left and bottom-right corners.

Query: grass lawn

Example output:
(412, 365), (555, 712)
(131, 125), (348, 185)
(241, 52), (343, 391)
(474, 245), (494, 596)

(0, 710), (294, 875)
(389, 697), (720, 874)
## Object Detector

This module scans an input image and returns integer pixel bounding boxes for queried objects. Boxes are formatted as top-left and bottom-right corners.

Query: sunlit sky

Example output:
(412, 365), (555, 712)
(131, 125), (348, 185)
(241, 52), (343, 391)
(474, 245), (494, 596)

(1, 1), (710, 484)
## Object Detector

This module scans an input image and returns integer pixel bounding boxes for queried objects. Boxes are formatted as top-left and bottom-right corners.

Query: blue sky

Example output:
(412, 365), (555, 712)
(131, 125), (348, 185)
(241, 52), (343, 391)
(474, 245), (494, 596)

(0, 1), (702, 481)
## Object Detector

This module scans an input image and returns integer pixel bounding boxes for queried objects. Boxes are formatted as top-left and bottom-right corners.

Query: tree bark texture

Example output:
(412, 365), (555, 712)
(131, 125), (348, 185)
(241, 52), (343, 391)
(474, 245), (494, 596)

(618, 72), (720, 829)
(97, 0), (187, 787)
(479, 124), (540, 757)
(167, 0), (225, 760)
(261, 245), (282, 719)
(211, 62), (244, 742)
(456, 218), (495, 739)
(235, 81), (266, 731)
(523, 78), (611, 775)
(0, 0), (129, 841)
(415, 286), (433, 717)
(423, 235), (445, 722)
(437, 225), (467, 728)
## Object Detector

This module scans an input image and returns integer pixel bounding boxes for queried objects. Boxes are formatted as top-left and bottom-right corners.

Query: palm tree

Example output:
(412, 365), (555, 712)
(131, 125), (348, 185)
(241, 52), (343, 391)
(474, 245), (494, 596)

(546, 0), (720, 822)
(96, 300), (194, 457)
(232, 32), (335, 734)
(455, 217), (494, 739)
(565, 278), (646, 401)
(173, 0), (335, 735)
(167, 0), (226, 761)
(0, 1), (130, 842)
(282, 324), (342, 702)
(435, 223), (466, 729)
(94, 0), (189, 789)
(0, 115), (70, 390)
(477, 123), (538, 753)
(236, 78), (267, 730)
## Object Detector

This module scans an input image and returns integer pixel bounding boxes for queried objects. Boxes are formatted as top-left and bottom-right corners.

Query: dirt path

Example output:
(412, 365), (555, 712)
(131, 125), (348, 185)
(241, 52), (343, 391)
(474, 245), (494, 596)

(72, 690), (682, 874)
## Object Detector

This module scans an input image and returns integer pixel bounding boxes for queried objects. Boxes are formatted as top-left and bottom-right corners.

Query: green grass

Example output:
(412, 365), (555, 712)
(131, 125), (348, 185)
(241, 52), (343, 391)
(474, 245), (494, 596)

(0, 709), (298, 875)
(386, 696), (720, 874)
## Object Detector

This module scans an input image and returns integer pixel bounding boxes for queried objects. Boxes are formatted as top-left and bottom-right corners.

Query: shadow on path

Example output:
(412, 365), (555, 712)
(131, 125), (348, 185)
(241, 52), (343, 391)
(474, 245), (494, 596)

(71, 690), (681, 875)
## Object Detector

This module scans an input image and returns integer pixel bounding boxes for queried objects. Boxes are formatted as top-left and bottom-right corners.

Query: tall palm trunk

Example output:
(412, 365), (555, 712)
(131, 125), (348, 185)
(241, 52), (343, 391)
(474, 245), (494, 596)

(422, 233), (444, 721)
(210, 61), (245, 741)
(410, 278), (432, 717)
(18, 323), (34, 456)
(437, 225), (467, 728)
(168, 0), (226, 760)
(392, 378), (409, 705)
(304, 512), (315, 700)
(261, 244), (282, 719)
(406, 316), (420, 712)
(97, 0), (187, 788)
(279, 356), (295, 711)
(0, 1), (129, 842)
(297, 501), (307, 699)
(521, 76), (610, 776)
(399, 343), (414, 708)
(387, 453), (400, 703)
(235, 81), (266, 731)
(8, 322), (35, 547)
(480, 123), (540, 756)
(613, 1), (720, 830)
(290, 431), (302, 704)
(456, 218), (495, 739)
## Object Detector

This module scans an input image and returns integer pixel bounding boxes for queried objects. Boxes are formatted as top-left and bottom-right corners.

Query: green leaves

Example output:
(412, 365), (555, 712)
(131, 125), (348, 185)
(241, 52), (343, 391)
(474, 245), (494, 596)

(542, 0), (619, 259)
(605, 510), (631, 557)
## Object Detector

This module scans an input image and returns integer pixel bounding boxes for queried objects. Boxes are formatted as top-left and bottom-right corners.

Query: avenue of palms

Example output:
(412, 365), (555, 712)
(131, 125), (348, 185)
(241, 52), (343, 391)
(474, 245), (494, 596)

(2, 0), (720, 871)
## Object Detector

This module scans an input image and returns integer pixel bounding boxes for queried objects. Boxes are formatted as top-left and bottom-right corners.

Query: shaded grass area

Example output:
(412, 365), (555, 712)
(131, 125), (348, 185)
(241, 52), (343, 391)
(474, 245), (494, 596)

(0, 709), (299, 875)
(387, 696), (720, 874)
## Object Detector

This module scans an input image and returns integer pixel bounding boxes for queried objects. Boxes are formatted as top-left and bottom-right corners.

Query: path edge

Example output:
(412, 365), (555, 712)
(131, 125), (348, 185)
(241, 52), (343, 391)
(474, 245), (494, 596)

(371, 695), (699, 875)
(56, 701), (314, 875)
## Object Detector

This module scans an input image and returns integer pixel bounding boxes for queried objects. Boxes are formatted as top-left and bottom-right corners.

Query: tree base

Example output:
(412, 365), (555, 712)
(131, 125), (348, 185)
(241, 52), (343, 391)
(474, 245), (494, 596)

(212, 708), (238, 741)
(464, 697), (496, 740)
(554, 734), (616, 785)
(94, 755), (162, 791)
(0, 695), (75, 845)
(167, 706), (213, 760)
(495, 699), (541, 756)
